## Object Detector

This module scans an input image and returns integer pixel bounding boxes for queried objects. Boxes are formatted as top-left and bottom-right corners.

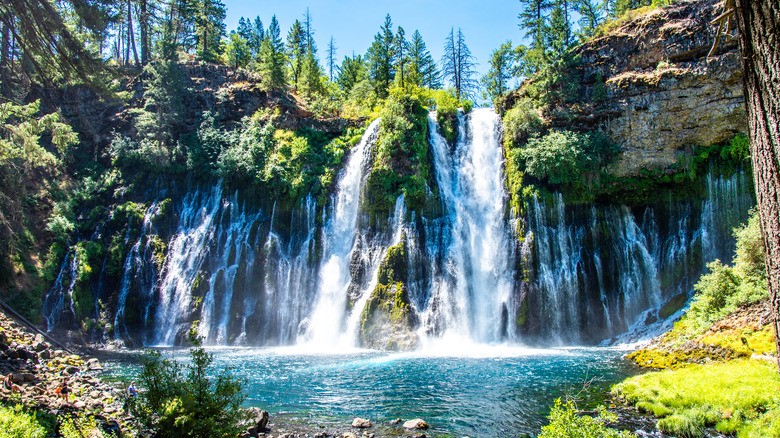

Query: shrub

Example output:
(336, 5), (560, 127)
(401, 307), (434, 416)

(520, 130), (618, 185)
(0, 404), (47, 438)
(130, 330), (248, 438)
(503, 98), (543, 146)
(539, 399), (634, 438)
(687, 210), (767, 331)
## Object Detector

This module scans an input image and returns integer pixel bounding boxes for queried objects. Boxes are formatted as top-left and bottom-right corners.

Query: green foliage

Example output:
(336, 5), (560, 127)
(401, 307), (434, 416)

(366, 91), (431, 214)
(377, 238), (408, 285)
(0, 404), (47, 438)
(131, 331), (248, 438)
(613, 360), (780, 437)
(520, 130), (617, 184)
(133, 60), (185, 152)
(687, 210), (767, 332)
(258, 16), (287, 91)
(222, 33), (251, 69)
(503, 98), (543, 146)
(337, 55), (368, 93)
(481, 41), (520, 105)
(59, 412), (105, 438)
(539, 399), (634, 438)
(525, 53), (582, 106)
(0, 100), (78, 167)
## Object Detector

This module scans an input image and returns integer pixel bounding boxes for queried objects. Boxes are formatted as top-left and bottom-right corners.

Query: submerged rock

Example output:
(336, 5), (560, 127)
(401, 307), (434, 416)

(403, 419), (429, 430)
(351, 417), (372, 428)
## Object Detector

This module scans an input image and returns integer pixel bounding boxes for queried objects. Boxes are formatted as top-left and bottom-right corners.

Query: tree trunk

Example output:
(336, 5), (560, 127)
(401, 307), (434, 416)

(733, 0), (780, 373)
(1, 16), (11, 98)
(128, 0), (139, 66)
(140, 0), (149, 65)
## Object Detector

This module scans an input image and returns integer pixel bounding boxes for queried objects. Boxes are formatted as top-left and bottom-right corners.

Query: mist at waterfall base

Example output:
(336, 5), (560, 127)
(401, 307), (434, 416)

(101, 345), (638, 437)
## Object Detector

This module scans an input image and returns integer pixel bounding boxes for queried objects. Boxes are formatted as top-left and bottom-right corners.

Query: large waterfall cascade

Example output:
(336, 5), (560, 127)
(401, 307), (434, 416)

(43, 107), (755, 348)
(415, 108), (517, 345)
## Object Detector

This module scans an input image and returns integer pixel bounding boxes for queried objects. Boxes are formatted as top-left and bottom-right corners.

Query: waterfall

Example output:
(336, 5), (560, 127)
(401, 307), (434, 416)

(418, 108), (517, 344)
(42, 250), (79, 331)
(526, 170), (754, 344)
(301, 118), (382, 347)
(114, 201), (160, 340)
(154, 185), (225, 345)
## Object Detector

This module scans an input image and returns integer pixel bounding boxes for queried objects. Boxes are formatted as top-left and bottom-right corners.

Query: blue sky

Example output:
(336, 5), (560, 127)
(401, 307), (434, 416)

(222, 0), (527, 88)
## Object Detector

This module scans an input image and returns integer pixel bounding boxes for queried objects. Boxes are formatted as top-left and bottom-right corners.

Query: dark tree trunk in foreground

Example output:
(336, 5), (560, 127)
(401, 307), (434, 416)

(733, 0), (780, 373)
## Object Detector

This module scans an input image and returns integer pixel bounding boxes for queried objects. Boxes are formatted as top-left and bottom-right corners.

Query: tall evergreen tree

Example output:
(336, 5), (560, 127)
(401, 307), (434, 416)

(286, 20), (306, 90)
(302, 7), (317, 55)
(365, 14), (395, 98)
(547, 0), (572, 58)
(441, 27), (477, 100)
(408, 30), (440, 89)
(732, 0), (780, 375)
(518, 0), (552, 73)
(575, 0), (604, 38)
(194, 0), (226, 62)
(258, 15), (286, 91)
(300, 48), (323, 100)
(248, 16), (264, 58)
(337, 54), (366, 92)
(326, 36), (337, 82)
(393, 26), (409, 89)
(481, 41), (518, 104)
(237, 17), (251, 40)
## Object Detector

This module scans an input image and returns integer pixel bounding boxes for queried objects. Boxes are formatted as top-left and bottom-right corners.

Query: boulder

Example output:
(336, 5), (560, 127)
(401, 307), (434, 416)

(87, 358), (102, 371)
(351, 418), (372, 428)
(38, 349), (51, 360)
(33, 334), (44, 344)
(388, 418), (402, 425)
(65, 366), (80, 375)
(242, 407), (269, 436)
(403, 419), (429, 430)
(342, 433), (358, 438)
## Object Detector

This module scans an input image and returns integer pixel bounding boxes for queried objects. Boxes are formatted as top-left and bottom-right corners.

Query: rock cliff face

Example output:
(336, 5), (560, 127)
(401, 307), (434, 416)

(508, 0), (746, 177)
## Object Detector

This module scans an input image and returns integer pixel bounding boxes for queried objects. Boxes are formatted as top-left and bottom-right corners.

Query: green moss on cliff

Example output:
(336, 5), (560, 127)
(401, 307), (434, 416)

(359, 238), (418, 350)
(365, 90), (432, 217)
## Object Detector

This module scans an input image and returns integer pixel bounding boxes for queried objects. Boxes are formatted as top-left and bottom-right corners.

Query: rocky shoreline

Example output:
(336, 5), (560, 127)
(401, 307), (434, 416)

(0, 307), (134, 434)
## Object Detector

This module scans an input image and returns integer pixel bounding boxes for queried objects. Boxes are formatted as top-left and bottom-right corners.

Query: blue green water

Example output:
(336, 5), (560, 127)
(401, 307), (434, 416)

(101, 345), (639, 437)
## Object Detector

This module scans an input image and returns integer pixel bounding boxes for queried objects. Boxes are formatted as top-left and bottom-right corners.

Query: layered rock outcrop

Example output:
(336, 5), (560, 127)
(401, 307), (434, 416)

(506, 0), (746, 177)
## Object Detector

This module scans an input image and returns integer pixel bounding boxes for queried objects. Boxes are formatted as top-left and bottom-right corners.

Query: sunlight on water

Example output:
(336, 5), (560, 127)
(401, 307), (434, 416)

(101, 346), (638, 437)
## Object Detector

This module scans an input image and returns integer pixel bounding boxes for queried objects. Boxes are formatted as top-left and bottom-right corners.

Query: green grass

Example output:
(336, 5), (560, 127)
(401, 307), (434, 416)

(613, 359), (780, 437)
(0, 404), (48, 438)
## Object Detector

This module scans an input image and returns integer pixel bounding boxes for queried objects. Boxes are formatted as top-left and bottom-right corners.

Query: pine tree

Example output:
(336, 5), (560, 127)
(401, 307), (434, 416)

(547, 0), (572, 59)
(250, 17), (264, 58)
(393, 26), (409, 89)
(337, 54), (366, 92)
(518, 0), (553, 73)
(224, 33), (250, 69)
(237, 17), (251, 41)
(366, 14), (395, 98)
(441, 27), (477, 100)
(575, 0), (604, 38)
(300, 48), (323, 100)
(326, 36), (337, 82)
(408, 30), (440, 89)
(194, 0), (226, 62)
(258, 15), (286, 91)
(286, 20), (306, 90)
(481, 41), (518, 104)
(302, 7), (317, 55)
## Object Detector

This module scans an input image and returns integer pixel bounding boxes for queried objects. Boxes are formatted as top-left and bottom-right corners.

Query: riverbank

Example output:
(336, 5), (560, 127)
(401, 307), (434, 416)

(613, 299), (780, 437)
(0, 306), (137, 436)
